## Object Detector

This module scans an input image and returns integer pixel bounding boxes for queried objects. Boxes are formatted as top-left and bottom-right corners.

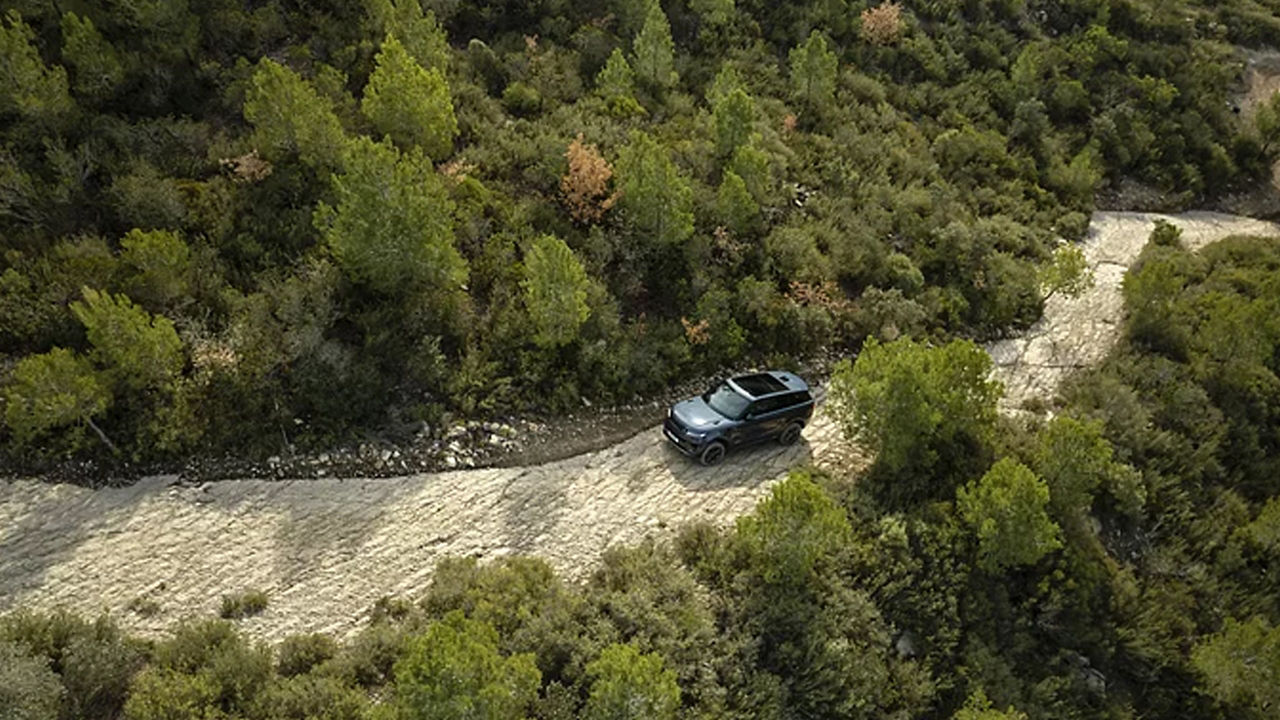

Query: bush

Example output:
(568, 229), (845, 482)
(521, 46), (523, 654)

(0, 610), (143, 720)
(277, 633), (338, 677)
(502, 81), (542, 116)
(220, 590), (270, 619)
(0, 641), (64, 720)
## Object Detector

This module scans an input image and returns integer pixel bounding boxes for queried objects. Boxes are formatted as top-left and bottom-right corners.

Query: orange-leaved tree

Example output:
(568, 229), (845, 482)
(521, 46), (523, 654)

(561, 134), (618, 224)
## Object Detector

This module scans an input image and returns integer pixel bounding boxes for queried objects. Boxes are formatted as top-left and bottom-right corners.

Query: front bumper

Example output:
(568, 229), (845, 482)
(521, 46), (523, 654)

(662, 417), (703, 456)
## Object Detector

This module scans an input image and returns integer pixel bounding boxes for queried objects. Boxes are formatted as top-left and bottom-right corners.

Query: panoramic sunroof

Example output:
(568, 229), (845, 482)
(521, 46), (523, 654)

(732, 373), (787, 397)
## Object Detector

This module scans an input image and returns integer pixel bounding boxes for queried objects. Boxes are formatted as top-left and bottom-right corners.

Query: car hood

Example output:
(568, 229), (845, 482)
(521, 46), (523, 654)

(671, 397), (727, 431)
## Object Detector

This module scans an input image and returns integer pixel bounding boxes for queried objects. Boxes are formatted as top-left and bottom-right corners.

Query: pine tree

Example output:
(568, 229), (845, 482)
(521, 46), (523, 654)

(713, 87), (755, 157)
(789, 30), (837, 115)
(957, 458), (1062, 572)
(60, 12), (125, 103)
(3, 347), (111, 448)
(1191, 616), (1280, 717)
(71, 288), (184, 392)
(0, 10), (72, 119)
(362, 34), (458, 160)
(616, 130), (694, 249)
(243, 58), (347, 168)
(388, 611), (539, 720)
(716, 171), (758, 236)
(596, 48), (646, 117)
(583, 644), (680, 720)
(365, 0), (450, 71)
(729, 142), (771, 203)
(313, 136), (465, 297)
(691, 0), (735, 28)
(827, 336), (1002, 507)
(705, 63), (744, 106)
(631, 0), (678, 92)
(522, 234), (592, 348)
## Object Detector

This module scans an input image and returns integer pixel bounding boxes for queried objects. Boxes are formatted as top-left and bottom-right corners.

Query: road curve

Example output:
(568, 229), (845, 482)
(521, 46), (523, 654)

(2, 211), (1276, 643)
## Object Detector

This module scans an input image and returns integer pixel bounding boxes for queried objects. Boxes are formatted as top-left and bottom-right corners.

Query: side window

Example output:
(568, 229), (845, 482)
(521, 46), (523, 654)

(752, 396), (786, 416)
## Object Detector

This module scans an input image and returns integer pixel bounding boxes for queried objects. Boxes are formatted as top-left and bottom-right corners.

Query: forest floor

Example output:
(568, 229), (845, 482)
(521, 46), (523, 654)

(2, 211), (1278, 644)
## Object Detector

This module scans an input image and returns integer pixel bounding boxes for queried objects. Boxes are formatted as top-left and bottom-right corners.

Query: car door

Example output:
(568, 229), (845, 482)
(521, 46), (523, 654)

(741, 396), (787, 444)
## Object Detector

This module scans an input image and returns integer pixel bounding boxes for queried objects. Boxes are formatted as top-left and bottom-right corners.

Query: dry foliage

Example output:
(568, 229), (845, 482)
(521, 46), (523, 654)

(561, 133), (619, 223)
(787, 280), (852, 312)
(861, 2), (904, 46)
(711, 225), (746, 267)
(438, 157), (477, 181)
(220, 150), (273, 183)
(782, 113), (798, 133)
(681, 316), (711, 345)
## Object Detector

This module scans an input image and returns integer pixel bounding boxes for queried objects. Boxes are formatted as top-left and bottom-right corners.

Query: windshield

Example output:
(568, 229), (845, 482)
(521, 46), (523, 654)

(704, 382), (750, 419)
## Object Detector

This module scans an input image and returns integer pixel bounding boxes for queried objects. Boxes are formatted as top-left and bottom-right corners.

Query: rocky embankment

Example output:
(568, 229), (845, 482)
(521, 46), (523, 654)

(1, 211), (1276, 643)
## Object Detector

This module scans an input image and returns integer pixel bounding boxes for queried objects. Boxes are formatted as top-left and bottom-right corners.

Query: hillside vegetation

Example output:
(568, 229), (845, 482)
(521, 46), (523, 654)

(4, 223), (1279, 719)
(2, 0), (1278, 467)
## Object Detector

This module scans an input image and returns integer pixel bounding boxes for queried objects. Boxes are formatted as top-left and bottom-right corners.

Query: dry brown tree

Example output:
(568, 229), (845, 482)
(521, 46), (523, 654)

(561, 133), (619, 223)
(861, 2), (904, 46)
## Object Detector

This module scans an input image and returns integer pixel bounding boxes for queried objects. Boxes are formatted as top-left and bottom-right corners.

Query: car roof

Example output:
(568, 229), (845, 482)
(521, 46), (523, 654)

(727, 371), (808, 398)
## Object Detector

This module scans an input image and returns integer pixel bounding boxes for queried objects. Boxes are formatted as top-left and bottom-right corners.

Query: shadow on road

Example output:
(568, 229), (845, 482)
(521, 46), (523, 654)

(660, 433), (815, 491)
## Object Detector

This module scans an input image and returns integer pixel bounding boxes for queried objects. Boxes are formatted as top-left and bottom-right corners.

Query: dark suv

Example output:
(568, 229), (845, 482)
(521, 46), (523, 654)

(663, 371), (815, 465)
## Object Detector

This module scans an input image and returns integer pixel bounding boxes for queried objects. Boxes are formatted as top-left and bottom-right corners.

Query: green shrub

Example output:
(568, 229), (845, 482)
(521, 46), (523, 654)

(276, 633), (338, 677)
(0, 641), (64, 720)
(220, 590), (270, 619)
(0, 610), (143, 720)
(252, 673), (367, 720)
(502, 81), (542, 116)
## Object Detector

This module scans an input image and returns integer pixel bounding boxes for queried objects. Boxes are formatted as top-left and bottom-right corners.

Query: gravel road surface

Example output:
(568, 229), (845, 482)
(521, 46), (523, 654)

(2, 211), (1276, 643)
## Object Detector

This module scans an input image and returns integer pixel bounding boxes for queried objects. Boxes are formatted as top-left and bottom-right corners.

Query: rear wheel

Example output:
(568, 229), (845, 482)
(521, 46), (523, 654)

(778, 422), (803, 446)
(699, 441), (726, 466)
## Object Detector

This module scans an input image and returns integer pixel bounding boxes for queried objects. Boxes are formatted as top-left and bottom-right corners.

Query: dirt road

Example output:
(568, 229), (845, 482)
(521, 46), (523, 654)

(2, 211), (1276, 643)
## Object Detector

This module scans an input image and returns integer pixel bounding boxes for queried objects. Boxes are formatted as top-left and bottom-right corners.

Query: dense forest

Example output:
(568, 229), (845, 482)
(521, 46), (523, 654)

(4, 223), (1279, 719)
(3, 0), (1279, 467)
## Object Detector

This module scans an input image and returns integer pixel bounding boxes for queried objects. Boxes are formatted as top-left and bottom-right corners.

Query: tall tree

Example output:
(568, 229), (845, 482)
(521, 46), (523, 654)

(118, 229), (192, 311)
(716, 171), (758, 237)
(314, 136), (465, 297)
(387, 611), (539, 720)
(596, 48), (645, 117)
(583, 644), (681, 720)
(71, 288), (183, 392)
(828, 336), (1001, 506)
(522, 234), (592, 349)
(956, 458), (1062, 573)
(616, 130), (694, 249)
(713, 87), (755, 158)
(631, 0), (677, 92)
(362, 34), (457, 160)
(789, 30), (837, 116)
(561, 134), (618, 223)
(735, 470), (851, 590)
(60, 12), (125, 103)
(3, 347), (111, 449)
(691, 0), (735, 28)
(365, 0), (450, 71)
(243, 58), (347, 169)
(1191, 616), (1280, 718)
(1033, 415), (1143, 520)
(0, 10), (72, 120)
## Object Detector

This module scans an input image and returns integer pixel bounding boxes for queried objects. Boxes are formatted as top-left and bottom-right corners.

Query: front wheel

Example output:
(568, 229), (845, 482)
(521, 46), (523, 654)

(778, 422), (803, 446)
(699, 441), (726, 466)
